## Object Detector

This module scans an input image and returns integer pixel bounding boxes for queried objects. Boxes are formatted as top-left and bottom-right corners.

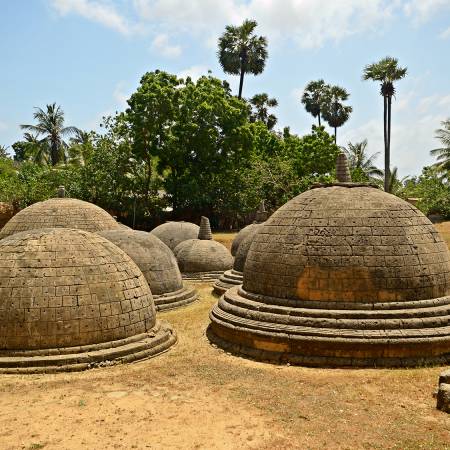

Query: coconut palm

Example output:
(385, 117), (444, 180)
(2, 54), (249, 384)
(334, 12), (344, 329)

(249, 93), (278, 130)
(218, 19), (268, 99)
(343, 140), (383, 181)
(68, 130), (94, 166)
(322, 85), (352, 143)
(363, 57), (407, 192)
(21, 103), (80, 166)
(430, 119), (450, 173)
(301, 79), (331, 127)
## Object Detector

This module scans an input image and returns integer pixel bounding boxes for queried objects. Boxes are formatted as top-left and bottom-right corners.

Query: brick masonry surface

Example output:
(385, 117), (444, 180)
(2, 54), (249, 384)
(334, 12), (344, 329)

(0, 198), (121, 239)
(0, 228), (156, 350)
(151, 221), (199, 251)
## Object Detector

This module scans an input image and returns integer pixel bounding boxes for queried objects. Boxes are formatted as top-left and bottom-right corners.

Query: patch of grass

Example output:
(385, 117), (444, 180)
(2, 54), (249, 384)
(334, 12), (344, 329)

(28, 444), (45, 450)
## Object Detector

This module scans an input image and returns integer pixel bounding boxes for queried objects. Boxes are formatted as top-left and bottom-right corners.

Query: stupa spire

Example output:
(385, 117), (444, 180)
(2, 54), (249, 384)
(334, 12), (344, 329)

(336, 153), (351, 183)
(57, 185), (65, 198)
(255, 200), (268, 223)
(198, 216), (212, 240)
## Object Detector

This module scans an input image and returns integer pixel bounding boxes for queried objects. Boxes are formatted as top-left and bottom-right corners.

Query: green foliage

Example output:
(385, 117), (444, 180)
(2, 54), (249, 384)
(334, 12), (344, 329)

(430, 118), (450, 173)
(343, 139), (382, 182)
(249, 93), (278, 130)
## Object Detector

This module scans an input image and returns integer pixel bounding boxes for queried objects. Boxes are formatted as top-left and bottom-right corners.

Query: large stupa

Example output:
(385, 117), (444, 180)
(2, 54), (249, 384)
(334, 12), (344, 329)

(209, 154), (450, 367)
(151, 221), (200, 251)
(98, 229), (198, 311)
(0, 228), (176, 373)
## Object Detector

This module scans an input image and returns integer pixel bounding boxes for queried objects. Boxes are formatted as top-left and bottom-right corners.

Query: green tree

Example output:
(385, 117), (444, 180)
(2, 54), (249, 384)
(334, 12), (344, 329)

(301, 79), (329, 126)
(67, 130), (95, 166)
(0, 145), (9, 158)
(343, 140), (382, 181)
(322, 85), (352, 143)
(249, 93), (278, 130)
(126, 71), (181, 200)
(363, 57), (407, 192)
(12, 132), (50, 165)
(218, 19), (268, 99)
(430, 118), (450, 174)
(21, 103), (80, 166)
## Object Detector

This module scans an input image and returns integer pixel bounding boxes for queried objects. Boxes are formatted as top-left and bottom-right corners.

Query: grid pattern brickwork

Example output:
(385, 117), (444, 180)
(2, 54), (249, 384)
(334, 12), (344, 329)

(244, 186), (450, 303)
(0, 228), (156, 350)
(0, 198), (121, 239)
(151, 222), (199, 251)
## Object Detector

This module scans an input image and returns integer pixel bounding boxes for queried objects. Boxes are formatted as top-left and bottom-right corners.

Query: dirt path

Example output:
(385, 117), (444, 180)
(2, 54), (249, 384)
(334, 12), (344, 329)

(1, 284), (450, 450)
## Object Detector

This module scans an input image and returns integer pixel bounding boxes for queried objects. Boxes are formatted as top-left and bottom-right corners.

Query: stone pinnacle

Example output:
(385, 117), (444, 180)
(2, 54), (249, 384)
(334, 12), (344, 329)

(198, 216), (212, 240)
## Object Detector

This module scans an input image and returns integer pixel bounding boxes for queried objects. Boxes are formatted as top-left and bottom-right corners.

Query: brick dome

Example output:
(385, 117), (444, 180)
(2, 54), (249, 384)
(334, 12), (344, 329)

(209, 184), (450, 367)
(0, 198), (121, 239)
(0, 228), (176, 373)
(151, 221), (200, 251)
(213, 224), (262, 295)
(231, 223), (260, 256)
(98, 229), (198, 311)
(174, 217), (233, 281)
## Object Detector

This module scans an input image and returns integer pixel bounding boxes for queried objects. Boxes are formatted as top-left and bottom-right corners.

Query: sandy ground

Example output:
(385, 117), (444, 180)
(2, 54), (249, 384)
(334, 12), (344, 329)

(1, 233), (450, 449)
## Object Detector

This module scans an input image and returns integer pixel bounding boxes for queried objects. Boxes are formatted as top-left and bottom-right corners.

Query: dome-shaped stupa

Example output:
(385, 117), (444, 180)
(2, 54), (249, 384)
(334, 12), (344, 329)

(0, 188), (120, 239)
(151, 221), (200, 251)
(174, 217), (233, 281)
(98, 229), (198, 311)
(230, 201), (268, 256)
(213, 224), (262, 295)
(209, 155), (450, 367)
(0, 228), (176, 373)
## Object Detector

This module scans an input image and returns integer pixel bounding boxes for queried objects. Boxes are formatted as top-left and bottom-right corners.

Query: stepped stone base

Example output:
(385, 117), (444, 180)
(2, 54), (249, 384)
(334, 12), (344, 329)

(0, 321), (176, 374)
(154, 285), (198, 311)
(209, 286), (450, 367)
(182, 271), (225, 282)
(213, 269), (243, 295)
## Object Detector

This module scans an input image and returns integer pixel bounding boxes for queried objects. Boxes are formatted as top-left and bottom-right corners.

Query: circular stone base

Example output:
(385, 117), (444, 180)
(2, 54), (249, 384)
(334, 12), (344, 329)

(0, 321), (176, 374)
(208, 286), (450, 367)
(182, 271), (224, 282)
(154, 285), (198, 311)
(213, 269), (243, 295)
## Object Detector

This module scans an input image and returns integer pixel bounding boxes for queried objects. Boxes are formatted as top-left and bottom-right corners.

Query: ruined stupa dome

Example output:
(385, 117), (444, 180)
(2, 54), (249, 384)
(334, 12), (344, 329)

(151, 221), (200, 251)
(213, 224), (262, 295)
(0, 228), (176, 373)
(98, 229), (198, 311)
(174, 217), (233, 281)
(230, 201), (268, 256)
(209, 155), (450, 367)
(0, 197), (121, 239)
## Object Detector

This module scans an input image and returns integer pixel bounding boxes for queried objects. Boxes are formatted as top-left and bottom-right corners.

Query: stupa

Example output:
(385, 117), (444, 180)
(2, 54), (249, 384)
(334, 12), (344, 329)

(0, 187), (121, 239)
(213, 228), (260, 295)
(98, 229), (198, 311)
(151, 221), (200, 251)
(209, 154), (450, 367)
(0, 228), (176, 373)
(215, 202), (268, 294)
(174, 217), (233, 281)
(230, 201), (268, 256)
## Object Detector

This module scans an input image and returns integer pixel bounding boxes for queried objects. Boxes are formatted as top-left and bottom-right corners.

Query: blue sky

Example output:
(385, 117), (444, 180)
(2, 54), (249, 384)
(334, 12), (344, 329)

(1, 0), (449, 176)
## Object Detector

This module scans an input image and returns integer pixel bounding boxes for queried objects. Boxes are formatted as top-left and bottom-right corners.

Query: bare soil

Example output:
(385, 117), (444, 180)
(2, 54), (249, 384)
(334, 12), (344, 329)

(1, 233), (450, 449)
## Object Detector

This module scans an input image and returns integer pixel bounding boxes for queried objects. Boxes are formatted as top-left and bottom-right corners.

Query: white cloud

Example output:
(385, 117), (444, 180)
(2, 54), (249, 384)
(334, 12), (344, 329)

(50, 0), (133, 35)
(113, 82), (132, 109)
(177, 65), (209, 81)
(0, 121), (7, 132)
(404, 0), (450, 22)
(440, 26), (450, 39)
(151, 34), (182, 58)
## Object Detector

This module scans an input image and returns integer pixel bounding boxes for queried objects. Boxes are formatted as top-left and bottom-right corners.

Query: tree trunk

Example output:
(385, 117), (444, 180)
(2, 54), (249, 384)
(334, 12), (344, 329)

(318, 112), (321, 127)
(334, 127), (337, 144)
(238, 67), (245, 99)
(387, 95), (392, 191)
(383, 96), (389, 192)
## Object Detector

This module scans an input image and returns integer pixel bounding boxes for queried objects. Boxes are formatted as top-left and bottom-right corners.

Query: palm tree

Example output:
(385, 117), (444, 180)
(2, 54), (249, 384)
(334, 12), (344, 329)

(249, 93), (278, 130)
(0, 145), (8, 158)
(301, 79), (329, 126)
(363, 57), (407, 192)
(322, 85), (352, 143)
(218, 19), (268, 99)
(430, 118), (450, 173)
(21, 103), (80, 166)
(68, 130), (94, 166)
(343, 140), (383, 181)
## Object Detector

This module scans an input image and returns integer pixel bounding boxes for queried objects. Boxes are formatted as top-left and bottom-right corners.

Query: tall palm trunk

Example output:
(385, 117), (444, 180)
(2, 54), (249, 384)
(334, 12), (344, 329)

(50, 139), (59, 166)
(238, 48), (247, 99)
(383, 96), (389, 192)
(387, 95), (392, 192)
(334, 127), (337, 144)
(318, 112), (321, 127)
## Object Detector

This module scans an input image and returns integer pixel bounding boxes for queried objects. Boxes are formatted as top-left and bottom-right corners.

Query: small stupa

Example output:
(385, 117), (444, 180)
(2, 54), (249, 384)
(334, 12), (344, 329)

(98, 229), (198, 311)
(209, 153), (450, 367)
(150, 221), (200, 251)
(173, 217), (233, 281)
